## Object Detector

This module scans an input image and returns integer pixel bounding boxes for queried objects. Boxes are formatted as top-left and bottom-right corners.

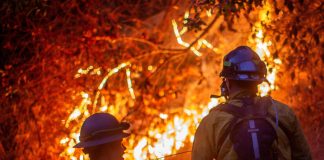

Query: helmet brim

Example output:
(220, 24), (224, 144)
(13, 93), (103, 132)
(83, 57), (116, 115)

(73, 132), (130, 148)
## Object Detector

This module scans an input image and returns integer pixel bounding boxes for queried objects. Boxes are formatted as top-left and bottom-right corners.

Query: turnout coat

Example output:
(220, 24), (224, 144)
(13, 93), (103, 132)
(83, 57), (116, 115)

(192, 91), (312, 160)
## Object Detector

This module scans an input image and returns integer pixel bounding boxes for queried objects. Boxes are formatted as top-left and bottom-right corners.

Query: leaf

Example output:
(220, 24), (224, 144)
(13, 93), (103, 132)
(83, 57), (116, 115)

(273, 51), (279, 59)
(219, 23), (226, 32)
(290, 71), (295, 80)
(275, 35), (280, 41)
(299, 0), (304, 5)
(314, 33), (320, 44)
(292, 25), (298, 37)
(312, 79), (316, 87)
(283, 38), (288, 46)
(284, 0), (294, 12)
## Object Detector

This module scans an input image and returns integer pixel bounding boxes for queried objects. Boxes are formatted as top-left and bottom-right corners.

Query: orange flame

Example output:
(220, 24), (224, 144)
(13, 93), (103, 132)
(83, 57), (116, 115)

(61, 3), (280, 160)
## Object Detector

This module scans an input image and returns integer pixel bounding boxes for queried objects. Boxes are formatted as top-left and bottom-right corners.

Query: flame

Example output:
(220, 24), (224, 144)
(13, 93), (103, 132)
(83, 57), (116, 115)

(172, 11), (218, 56)
(172, 19), (202, 56)
(254, 29), (276, 96)
(75, 66), (101, 78)
(131, 97), (220, 159)
(93, 62), (130, 111)
(206, 9), (212, 17)
(98, 62), (130, 90)
(61, 3), (280, 160)
(251, 2), (281, 96)
(126, 68), (136, 100)
(159, 113), (168, 119)
(133, 138), (148, 160)
(100, 105), (108, 112)
(60, 63), (133, 159)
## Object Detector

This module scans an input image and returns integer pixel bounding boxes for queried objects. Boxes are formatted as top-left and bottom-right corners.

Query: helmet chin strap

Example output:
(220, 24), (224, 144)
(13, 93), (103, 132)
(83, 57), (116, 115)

(223, 79), (230, 100)
(210, 79), (230, 100)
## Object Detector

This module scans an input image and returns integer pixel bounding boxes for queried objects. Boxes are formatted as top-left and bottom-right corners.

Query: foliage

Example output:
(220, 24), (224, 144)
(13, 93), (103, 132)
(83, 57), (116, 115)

(190, 0), (324, 158)
(0, 0), (323, 159)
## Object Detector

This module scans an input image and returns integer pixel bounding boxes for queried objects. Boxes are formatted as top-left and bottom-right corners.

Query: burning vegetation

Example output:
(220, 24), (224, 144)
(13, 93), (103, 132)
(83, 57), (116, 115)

(0, 0), (323, 159)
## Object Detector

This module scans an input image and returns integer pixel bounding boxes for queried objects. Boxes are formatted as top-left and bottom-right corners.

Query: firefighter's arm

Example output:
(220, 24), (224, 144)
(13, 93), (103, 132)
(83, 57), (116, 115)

(290, 112), (312, 159)
(192, 116), (214, 160)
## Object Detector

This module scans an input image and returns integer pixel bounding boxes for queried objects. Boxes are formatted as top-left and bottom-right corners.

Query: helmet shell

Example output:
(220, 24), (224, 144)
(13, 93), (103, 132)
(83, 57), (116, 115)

(220, 46), (267, 82)
(74, 113), (130, 148)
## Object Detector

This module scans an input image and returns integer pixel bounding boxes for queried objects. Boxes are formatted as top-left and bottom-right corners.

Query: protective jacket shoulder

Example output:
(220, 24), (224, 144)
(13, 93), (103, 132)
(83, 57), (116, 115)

(191, 97), (312, 160)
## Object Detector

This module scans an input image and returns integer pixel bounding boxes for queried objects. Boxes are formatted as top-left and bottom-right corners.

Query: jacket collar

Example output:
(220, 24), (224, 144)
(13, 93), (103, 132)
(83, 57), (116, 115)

(229, 90), (257, 100)
(227, 90), (257, 107)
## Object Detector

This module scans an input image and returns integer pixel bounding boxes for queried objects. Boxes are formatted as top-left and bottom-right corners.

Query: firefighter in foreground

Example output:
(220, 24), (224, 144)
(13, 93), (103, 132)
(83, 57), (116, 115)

(74, 113), (130, 160)
(192, 46), (312, 160)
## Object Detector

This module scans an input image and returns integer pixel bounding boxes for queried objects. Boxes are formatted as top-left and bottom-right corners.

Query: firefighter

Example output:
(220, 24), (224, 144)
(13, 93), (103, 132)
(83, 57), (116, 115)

(192, 46), (312, 160)
(74, 113), (130, 160)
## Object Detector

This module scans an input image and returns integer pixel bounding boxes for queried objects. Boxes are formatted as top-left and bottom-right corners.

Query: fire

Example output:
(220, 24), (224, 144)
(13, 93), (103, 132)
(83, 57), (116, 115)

(254, 28), (276, 97)
(172, 19), (202, 56)
(98, 62), (130, 90)
(250, 1), (281, 97)
(126, 68), (136, 100)
(129, 97), (220, 159)
(75, 66), (102, 78)
(60, 3), (281, 160)
(133, 138), (148, 159)
(59, 63), (133, 159)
